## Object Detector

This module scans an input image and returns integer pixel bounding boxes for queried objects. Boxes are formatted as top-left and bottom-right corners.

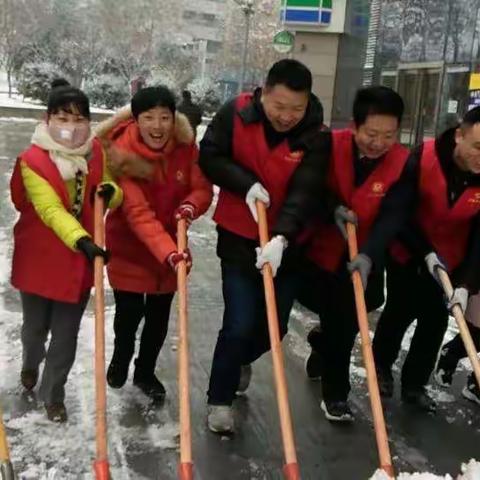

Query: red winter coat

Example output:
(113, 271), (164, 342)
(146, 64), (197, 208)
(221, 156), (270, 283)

(106, 116), (212, 294)
(390, 140), (480, 271)
(11, 140), (104, 302)
(213, 92), (305, 238)
(307, 129), (409, 272)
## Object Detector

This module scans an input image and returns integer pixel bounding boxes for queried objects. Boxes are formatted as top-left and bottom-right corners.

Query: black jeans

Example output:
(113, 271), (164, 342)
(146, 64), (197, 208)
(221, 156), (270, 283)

(439, 324), (480, 371)
(111, 290), (174, 378)
(207, 262), (299, 405)
(372, 259), (449, 392)
(300, 264), (383, 402)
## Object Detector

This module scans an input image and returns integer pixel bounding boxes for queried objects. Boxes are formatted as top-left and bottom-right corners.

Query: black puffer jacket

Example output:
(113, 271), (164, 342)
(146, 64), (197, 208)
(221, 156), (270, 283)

(199, 88), (334, 272)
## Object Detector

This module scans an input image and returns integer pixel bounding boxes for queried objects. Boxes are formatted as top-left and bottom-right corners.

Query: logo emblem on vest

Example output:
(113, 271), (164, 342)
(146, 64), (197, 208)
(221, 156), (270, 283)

(176, 170), (186, 184)
(370, 182), (385, 196)
(468, 192), (480, 204)
(284, 150), (303, 163)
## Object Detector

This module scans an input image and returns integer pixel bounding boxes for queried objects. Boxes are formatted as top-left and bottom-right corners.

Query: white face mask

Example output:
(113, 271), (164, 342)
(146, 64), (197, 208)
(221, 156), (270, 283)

(48, 122), (91, 149)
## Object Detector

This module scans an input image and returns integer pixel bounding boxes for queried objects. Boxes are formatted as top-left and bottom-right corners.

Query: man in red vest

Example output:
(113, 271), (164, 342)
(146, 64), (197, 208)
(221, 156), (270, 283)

(369, 107), (480, 413)
(199, 59), (330, 433)
(298, 86), (408, 422)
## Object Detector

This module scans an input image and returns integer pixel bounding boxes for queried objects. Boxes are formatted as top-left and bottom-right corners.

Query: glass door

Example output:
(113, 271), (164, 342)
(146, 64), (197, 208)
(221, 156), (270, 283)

(397, 68), (441, 146)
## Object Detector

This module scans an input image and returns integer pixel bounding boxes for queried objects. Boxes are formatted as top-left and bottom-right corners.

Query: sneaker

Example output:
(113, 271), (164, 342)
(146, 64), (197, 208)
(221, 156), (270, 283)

(107, 361), (129, 389)
(320, 400), (354, 422)
(401, 388), (436, 413)
(305, 351), (322, 380)
(20, 369), (38, 391)
(462, 374), (480, 406)
(45, 402), (68, 423)
(377, 367), (394, 398)
(207, 405), (234, 433)
(133, 374), (166, 401)
(236, 365), (252, 395)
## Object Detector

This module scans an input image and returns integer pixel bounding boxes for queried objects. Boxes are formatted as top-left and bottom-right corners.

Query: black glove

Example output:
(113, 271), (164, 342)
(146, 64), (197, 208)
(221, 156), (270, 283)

(76, 236), (109, 263)
(95, 183), (115, 206)
(347, 253), (372, 291)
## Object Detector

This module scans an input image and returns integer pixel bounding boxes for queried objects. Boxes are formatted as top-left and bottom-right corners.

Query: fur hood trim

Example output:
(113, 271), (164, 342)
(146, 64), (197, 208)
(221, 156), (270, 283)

(94, 105), (194, 145)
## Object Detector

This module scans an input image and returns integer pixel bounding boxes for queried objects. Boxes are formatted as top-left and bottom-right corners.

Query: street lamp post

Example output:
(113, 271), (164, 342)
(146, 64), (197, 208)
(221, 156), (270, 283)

(233, 0), (255, 93)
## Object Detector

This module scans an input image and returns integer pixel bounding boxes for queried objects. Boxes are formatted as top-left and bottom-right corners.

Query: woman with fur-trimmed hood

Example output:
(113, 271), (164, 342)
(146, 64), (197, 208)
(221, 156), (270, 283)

(101, 86), (212, 400)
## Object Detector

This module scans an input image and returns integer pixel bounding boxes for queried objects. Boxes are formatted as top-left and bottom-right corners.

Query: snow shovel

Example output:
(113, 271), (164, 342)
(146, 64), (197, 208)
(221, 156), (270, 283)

(256, 201), (300, 480)
(436, 268), (480, 392)
(0, 403), (14, 480)
(93, 193), (111, 480)
(346, 220), (395, 479)
(176, 218), (193, 480)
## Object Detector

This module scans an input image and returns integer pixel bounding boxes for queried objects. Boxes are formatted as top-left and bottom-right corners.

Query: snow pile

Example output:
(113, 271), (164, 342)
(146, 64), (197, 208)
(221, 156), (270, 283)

(459, 459), (480, 479)
(369, 470), (453, 479)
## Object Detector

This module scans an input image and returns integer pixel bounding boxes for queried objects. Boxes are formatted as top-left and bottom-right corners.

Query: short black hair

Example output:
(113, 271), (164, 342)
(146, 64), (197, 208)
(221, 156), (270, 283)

(353, 86), (404, 127)
(462, 106), (480, 127)
(131, 86), (176, 118)
(47, 78), (90, 119)
(265, 59), (312, 93)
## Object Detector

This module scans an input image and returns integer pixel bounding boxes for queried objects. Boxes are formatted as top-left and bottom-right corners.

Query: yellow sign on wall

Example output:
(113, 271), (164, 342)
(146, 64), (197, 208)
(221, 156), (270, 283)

(469, 73), (480, 90)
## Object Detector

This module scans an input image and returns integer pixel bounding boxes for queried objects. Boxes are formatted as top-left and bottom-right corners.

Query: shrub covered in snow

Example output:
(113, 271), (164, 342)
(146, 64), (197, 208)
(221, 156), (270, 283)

(16, 62), (68, 103)
(146, 68), (180, 97)
(84, 74), (130, 109)
(187, 77), (222, 116)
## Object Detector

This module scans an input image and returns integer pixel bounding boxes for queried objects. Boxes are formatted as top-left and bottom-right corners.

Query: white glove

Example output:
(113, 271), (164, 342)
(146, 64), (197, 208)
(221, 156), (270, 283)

(447, 287), (469, 314)
(425, 252), (446, 283)
(255, 235), (288, 277)
(245, 182), (270, 222)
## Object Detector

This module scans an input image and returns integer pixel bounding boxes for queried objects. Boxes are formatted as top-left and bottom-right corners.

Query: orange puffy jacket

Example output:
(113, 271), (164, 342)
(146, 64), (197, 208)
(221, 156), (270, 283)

(105, 115), (213, 293)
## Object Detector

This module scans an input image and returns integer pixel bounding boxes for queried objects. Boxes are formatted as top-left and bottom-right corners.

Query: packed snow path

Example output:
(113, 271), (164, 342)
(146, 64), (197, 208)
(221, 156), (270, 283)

(1, 119), (480, 479)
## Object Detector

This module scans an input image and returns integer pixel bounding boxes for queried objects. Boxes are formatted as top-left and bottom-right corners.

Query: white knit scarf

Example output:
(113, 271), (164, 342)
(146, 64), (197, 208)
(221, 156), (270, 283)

(31, 123), (95, 180)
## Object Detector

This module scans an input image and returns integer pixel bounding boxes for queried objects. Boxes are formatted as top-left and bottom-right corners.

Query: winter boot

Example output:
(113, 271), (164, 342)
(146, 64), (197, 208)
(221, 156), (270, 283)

(20, 369), (38, 391)
(236, 365), (252, 395)
(207, 405), (234, 433)
(320, 399), (354, 422)
(107, 359), (129, 389)
(45, 402), (68, 423)
(462, 374), (480, 406)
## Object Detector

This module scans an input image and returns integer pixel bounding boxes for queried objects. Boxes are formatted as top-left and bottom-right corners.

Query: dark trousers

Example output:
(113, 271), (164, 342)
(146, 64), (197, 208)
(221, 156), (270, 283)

(207, 262), (299, 405)
(300, 265), (382, 402)
(372, 259), (449, 391)
(439, 324), (480, 371)
(111, 290), (174, 378)
(21, 291), (89, 404)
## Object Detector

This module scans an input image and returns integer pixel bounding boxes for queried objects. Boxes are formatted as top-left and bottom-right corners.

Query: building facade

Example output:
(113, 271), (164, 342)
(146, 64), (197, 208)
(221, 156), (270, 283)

(370, 0), (480, 145)
(285, 0), (371, 125)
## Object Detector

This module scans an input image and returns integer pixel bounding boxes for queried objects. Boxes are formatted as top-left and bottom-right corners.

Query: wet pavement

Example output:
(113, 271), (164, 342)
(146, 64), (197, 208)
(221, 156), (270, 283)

(0, 119), (479, 479)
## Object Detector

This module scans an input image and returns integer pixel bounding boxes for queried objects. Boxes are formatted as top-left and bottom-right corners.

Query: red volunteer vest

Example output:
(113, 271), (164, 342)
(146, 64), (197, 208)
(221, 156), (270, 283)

(105, 143), (194, 291)
(390, 140), (480, 271)
(308, 129), (408, 272)
(213, 93), (304, 239)
(11, 140), (104, 303)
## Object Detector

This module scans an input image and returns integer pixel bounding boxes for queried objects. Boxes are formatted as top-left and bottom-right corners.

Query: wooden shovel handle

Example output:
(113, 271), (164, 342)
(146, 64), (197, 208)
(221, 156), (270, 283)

(177, 218), (193, 472)
(0, 403), (10, 463)
(256, 201), (299, 478)
(93, 194), (108, 466)
(346, 221), (394, 478)
(436, 268), (480, 392)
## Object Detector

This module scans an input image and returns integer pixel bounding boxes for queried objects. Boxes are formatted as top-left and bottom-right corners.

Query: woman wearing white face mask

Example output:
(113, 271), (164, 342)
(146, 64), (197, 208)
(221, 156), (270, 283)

(10, 79), (123, 423)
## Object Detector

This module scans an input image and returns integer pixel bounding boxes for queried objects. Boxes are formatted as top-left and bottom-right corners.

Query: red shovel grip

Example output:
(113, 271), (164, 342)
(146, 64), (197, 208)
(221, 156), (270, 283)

(94, 459), (110, 480)
(283, 462), (300, 480)
(178, 462), (193, 480)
